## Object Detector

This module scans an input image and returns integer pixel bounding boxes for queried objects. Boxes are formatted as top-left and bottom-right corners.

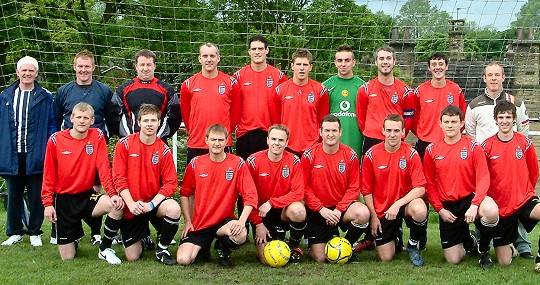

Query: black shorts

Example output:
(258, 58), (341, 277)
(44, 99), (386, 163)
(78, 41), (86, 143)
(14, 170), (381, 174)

(251, 208), (288, 241)
(493, 196), (540, 247)
(306, 208), (348, 245)
(120, 199), (169, 247)
(439, 194), (474, 249)
(362, 136), (383, 155)
(236, 129), (268, 160)
(180, 218), (233, 251)
(414, 138), (431, 160)
(55, 191), (103, 245)
(375, 205), (411, 246)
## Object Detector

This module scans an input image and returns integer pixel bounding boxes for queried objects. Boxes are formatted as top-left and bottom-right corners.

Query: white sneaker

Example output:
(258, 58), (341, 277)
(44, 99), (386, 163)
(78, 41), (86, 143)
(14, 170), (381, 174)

(99, 248), (122, 265)
(1, 235), (22, 246)
(30, 235), (42, 247)
(50, 237), (57, 245)
(91, 235), (102, 246)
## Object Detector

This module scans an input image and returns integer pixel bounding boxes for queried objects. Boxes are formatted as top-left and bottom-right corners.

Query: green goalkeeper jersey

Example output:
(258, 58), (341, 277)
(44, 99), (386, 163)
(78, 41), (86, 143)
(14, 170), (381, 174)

(322, 75), (365, 155)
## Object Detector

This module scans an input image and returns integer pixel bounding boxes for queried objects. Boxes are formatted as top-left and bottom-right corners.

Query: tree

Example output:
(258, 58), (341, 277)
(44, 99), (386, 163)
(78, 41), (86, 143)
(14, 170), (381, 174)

(395, 0), (451, 38)
(511, 0), (540, 39)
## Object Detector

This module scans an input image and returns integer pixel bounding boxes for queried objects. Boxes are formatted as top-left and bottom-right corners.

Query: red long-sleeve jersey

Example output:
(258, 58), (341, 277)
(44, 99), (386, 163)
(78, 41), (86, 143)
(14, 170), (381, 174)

(112, 133), (177, 219)
(246, 150), (304, 225)
(233, 64), (287, 138)
(482, 133), (539, 217)
(356, 78), (414, 140)
(361, 142), (426, 218)
(423, 136), (489, 212)
(181, 154), (258, 231)
(413, 80), (466, 142)
(302, 143), (361, 212)
(42, 129), (115, 207)
(272, 79), (329, 153)
(179, 71), (239, 148)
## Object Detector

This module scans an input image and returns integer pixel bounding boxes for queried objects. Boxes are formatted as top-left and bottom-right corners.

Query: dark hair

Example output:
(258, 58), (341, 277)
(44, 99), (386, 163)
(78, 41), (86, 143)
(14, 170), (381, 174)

(205, 124), (228, 138)
(137, 104), (161, 121)
(268, 124), (290, 139)
(134, 49), (156, 65)
(336, 44), (355, 59)
(493, 100), (516, 120)
(320, 114), (341, 129)
(374, 46), (395, 61)
(428, 52), (448, 66)
(440, 105), (463, 121)
(249, 35), (268, 49)
(292, 48), (313, 64)
(383, 114), (404, 129)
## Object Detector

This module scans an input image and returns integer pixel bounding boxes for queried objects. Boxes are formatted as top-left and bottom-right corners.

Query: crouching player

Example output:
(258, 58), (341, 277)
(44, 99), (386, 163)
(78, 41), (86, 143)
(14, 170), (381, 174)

(42, 102), (123, 264)
(177, 124), (258, 267)
(303, 115), (370, 263)
(362, 114), (428, 266)
(481, 101), (540, 271)
(423, 105), (499, 265)
(112, 104), (180, 265)
(246, 124), (306, 264)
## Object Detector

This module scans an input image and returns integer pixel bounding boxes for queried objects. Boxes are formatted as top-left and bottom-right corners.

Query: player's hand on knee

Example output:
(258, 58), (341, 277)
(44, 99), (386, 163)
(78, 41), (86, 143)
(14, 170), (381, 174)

(320, 207), (339, 225)
(438, 208), (457, 223)
(228, 220), (245, 236)
(384, 203), (400, 220)
(464, 205), (478, 223)
(182, 222), (193, 238)
(258, 201), (271, 218)
(110, 195), (124, 211)
(44, 206), (57, 223)
(255, 223), (271, 246)
(370, 216), (381, 237)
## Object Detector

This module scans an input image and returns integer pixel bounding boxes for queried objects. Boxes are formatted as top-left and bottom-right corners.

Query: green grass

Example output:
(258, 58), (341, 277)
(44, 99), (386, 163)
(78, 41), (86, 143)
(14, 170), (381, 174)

(0, 208), (538, 285)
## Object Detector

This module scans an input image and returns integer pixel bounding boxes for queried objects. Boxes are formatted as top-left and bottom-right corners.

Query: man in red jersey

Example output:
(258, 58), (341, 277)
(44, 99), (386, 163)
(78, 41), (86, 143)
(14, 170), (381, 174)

(112, 49), (180, 140)
(302, 115), (370, 263)
(180, 43), (239, 164)
(42, 103), (124, 264)
(423, 105), (499, 265)
(413, 53), (466, 159)
(480, 101), (540, 272)
(113, 104), (180, 265)
(362, 114), (427, 266)
(246, 124), (306, 264)
(272, 48), (329, 157)
(177, 124), (258, 267)
(234, 35), (287, 160)
(356, 46), (415, 155)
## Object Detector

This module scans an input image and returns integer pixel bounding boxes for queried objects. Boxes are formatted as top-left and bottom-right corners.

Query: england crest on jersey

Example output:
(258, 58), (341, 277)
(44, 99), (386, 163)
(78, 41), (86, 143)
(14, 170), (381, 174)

(85, 143), (93, 155)
(515, 148), (523, 159)
(282, 166), (290, 178)
(307, 93), (315, 103)
(391, 94), (398, 104)
(447, 94), (454, 104)
(399, 157), (407, 169)
(151, 152), (159, 165)
(460, 149), (468, 160)
(225, 168), (234, 181)
(266, 78), (273, 88)
(338, 161), (346, 173)
(218, 84), (226, 95)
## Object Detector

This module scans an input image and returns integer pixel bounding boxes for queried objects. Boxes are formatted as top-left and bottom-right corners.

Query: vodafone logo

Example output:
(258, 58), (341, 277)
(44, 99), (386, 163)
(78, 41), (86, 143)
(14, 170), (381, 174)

(340, 101), (350, 111)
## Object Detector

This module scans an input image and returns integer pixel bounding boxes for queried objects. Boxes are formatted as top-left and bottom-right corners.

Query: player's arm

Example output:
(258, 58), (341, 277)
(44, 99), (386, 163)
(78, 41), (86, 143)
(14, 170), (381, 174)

(154, 147), (178, 203)
(515, 100), (530, 136)
(165, 85), (182, 134)
(112, 139), (142, 215)
(410, 87), (421, 135)
(42, 137), (59, 222)
(356, 84), (368, 132)
(53, 88), (64, 130)
(402, 86), (415, 134)
(464, 105), (476, 137)
(230, 77), (242, 131)
(179, 80), (192, 132)
(270, 86), (283, 125)
(301, 154), (324, 212)
(317, 87), (330, 123)
(525, 138), (539, 187)
(180, 162), (197, 236)
(237, 161), (257, 225)
(107, 85), (125, 137)
(422, 146), (444, 212)
(268, 157), (304, 208)
(46, 95), (58, 137)
(457, 87), (467, 133)
(95, 133), (124, 210)
(361, 153), (381, 235)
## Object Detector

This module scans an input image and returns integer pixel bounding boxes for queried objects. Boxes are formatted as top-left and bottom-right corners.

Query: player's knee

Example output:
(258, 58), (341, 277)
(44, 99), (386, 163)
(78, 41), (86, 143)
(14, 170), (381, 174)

(164, 202), (181, 219)
(497, 255), (512, 266)
(176, 253), (194, 265)
(353, 204), (370, 224)
(287, 203), (306, 222)
(378, 251), (394, 262)
(311, 251), (327, 263)
(234, 229), (248, 244)
(409, 203), (427, 221)
(60, 252), (76, 261)
(445, 255), (462, 265)
(125, 252), (141, 262)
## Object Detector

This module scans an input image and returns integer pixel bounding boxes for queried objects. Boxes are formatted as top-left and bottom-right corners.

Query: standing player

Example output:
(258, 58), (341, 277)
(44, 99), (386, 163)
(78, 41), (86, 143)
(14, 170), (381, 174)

(322, 44), (365, 155)
(362, 114), (428, 266)
(112, 49), (181, 140)
(234, 35), (287, 160)
(180, 43), (239, 164)
(53, 49), (114, 246)
(423, 105), (499, 265)
(112, 104), (180, 265)
(177, 124), (258, 267)
(302, 115), (370, 263)
(272, 48), (329, 157)
(42, 103), (123, 264)
(465, 62), (533, 258)
(356, 46), (415, 155)
(480, 101), (540, 271)
(413, 52), (466, 159)
(246, 124), (306, 264)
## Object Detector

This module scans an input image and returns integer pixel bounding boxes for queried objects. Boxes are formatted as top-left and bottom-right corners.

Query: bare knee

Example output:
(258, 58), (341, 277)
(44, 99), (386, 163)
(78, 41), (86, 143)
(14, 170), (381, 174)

(286, 203), (306, 222)
(445, 255), (462, 265)
(164, 202), (181, 219)
(176, 254), (195, 265)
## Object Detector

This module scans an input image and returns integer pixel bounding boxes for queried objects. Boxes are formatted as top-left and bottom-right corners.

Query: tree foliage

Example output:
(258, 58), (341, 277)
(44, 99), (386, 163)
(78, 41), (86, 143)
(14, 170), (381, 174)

(395, 0), (451, 38)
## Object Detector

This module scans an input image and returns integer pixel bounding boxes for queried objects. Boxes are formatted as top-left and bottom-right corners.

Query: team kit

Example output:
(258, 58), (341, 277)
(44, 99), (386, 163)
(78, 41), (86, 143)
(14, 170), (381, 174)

(1, 35), (539, 273)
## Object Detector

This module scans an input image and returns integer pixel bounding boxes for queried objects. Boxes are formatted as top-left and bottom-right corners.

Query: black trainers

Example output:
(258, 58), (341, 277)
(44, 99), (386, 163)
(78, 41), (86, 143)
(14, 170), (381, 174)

(289, 246), (303, 263)
(141, 236), (155, 251)
(519, 252), (534, 259)
(91, 235), (102, 246)
(465, 230), (479, 256)
(348, 252), (361, 263)
(216, 249), (233, 267)
(194, 248), (211, 263)
(479, 251), (493, 270)
(156, 249), (177, 265)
